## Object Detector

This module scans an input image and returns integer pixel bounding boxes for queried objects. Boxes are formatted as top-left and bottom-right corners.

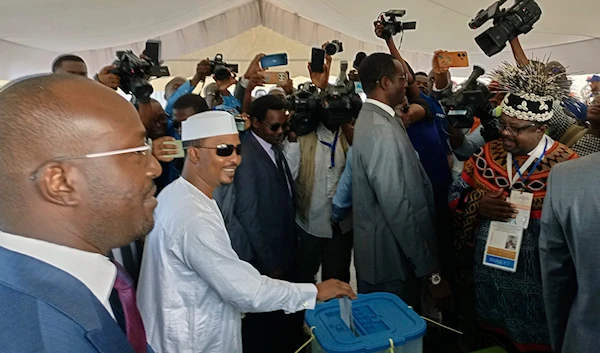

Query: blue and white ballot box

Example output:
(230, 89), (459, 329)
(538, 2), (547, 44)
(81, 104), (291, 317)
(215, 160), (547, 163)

(305, 293), (426, 353)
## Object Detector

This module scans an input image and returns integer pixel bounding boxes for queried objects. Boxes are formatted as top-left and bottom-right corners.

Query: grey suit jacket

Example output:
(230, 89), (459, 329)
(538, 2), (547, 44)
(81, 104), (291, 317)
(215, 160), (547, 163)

(540, 152), (600, 353)
(352, 102), (439, 284)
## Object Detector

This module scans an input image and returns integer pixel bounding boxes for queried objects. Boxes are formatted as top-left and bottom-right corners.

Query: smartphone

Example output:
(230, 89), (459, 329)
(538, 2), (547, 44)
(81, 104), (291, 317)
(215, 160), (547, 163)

(162, 140), (184, 159)
(234, 116), (246, 132)
(310, 48), (326, 73)
(437, 51), (469, 68)
(260, 71), (289, 85)
(145, 40), (162, 65)
(260, 53), (288, 69)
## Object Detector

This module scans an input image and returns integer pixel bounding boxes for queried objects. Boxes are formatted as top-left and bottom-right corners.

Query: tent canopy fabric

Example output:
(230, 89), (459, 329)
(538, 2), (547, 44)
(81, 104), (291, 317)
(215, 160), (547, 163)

(1, 0), (599, 80)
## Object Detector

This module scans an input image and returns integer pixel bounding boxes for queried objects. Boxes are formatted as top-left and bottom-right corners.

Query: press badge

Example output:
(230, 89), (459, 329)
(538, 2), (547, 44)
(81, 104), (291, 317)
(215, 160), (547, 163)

(507, 190), (533, 229)
(483, 221), (524, 272)
(326, 168), (340, 198)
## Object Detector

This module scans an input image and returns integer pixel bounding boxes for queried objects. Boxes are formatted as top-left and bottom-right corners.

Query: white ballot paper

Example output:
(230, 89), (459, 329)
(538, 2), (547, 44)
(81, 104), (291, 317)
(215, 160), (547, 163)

(339, 296), (356, 334)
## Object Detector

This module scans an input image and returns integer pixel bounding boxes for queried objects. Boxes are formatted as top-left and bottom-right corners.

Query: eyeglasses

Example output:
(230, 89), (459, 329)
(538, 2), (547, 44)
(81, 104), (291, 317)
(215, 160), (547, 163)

(375, 74), (408, 84)
(29, 141), (152, 180)
(497, 120), (538, 136)
(195, 144), (242, 157)
(261, 121), (289, 132)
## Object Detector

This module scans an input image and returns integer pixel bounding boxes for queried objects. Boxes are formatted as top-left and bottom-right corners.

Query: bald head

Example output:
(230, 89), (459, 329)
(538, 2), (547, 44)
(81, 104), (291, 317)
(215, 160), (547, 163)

(0, 74), (161, 253)
(165, 77), (187, 100)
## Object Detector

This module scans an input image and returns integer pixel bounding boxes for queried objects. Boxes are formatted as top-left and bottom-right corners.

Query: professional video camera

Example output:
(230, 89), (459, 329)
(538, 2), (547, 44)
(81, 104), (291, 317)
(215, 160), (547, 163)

(285, 79), (359, 136)
(111, 50), (169, 101)
(440, 66), (499, 141)
(210, 54), (239, 80)
(375, 10), (417, 40)
(469, 0), (542, 57)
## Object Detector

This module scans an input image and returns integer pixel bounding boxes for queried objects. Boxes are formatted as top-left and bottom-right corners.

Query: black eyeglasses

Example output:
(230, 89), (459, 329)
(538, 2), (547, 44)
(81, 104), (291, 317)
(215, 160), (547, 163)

(196, 144), (242, 157)
(261, 121), (289, 132)
(497, 120), (538, 136)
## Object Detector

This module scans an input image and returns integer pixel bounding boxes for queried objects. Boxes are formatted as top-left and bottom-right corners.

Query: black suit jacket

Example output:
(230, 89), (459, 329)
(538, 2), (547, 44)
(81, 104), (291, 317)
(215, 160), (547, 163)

(233, 131), (296, 277)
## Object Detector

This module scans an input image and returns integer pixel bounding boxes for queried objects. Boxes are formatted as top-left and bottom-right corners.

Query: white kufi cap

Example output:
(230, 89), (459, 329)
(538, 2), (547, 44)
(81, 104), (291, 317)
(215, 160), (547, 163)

(181, 111), (238, 142)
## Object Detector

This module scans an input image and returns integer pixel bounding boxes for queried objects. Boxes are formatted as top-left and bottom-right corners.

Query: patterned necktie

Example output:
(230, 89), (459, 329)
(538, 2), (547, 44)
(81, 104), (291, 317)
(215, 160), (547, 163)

(111, 260), (147, 353)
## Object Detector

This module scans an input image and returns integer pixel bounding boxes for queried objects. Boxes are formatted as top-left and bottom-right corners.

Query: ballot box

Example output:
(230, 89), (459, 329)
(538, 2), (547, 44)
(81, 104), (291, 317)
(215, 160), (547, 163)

(305, 293), (426, 353)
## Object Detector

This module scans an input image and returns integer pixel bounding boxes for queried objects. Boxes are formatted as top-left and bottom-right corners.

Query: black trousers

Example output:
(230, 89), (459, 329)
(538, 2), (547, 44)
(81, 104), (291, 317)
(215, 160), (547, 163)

(294, 223), (354, 284)
(242, 309), (307, 353)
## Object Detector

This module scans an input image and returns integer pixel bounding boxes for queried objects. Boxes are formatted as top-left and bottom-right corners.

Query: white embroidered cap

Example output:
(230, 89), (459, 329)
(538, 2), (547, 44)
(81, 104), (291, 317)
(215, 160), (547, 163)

(181, 111), (238, 142)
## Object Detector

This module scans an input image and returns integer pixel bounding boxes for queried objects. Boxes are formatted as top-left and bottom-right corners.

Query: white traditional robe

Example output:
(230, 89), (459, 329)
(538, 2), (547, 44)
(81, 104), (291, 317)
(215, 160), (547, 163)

(137, 177), (317, 353)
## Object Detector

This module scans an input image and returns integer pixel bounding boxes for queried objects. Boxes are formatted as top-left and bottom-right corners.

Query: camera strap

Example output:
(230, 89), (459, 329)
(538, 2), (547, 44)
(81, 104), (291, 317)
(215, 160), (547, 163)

(318, 129), (340, 168)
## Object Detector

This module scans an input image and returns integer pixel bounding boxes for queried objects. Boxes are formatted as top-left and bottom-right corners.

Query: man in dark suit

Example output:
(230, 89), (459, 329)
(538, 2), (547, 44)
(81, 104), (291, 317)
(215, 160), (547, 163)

(233, 95), (301, 353)
(0, 74), (160, 352)
(540, 152), (600, 353)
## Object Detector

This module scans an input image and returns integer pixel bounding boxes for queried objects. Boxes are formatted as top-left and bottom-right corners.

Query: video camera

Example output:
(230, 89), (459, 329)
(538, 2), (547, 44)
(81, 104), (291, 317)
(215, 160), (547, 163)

(285, 80), (360, 136)
(469, 0), (542, 57)
(111, 50), (169, 101)
(210, 54), (239, 80)
(440, 66), (499, 141)
(325, 40), (344, 56)
(376, 10), (417, 40)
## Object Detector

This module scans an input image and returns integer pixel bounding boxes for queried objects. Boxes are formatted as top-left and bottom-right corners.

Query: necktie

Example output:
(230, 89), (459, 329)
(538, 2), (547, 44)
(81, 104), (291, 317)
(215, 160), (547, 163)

(111, 259), (147, 353)
(272, 145), (288, 185)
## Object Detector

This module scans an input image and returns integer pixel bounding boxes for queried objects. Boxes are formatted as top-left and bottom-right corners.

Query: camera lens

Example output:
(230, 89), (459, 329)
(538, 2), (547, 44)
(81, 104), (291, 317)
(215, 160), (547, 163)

(325, 42), (339, 56)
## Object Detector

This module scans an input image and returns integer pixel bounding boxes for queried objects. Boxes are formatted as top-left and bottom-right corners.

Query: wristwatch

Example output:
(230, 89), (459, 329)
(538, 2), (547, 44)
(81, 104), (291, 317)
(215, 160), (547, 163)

(430, 272), (442, 286)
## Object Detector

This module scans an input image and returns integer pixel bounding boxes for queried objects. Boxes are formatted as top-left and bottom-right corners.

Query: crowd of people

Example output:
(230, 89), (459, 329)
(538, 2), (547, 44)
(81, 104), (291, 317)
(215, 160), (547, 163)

(1, 15), (599, 353)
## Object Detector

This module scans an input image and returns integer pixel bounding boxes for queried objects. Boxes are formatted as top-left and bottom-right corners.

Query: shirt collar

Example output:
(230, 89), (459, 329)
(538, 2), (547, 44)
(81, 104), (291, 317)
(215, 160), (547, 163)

(251, 131), (273, 152)
(0, 231), (116, 307)
(365, 98), (396, 118)
(527, 134), (553, 159)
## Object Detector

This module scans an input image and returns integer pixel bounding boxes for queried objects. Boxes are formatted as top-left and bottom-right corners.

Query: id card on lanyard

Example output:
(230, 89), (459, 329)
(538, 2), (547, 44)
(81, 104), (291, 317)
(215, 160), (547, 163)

(319, 129), (340, 198)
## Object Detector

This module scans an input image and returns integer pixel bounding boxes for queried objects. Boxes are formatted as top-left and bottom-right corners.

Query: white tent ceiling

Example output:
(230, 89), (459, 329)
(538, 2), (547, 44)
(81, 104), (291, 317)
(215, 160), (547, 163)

(1, 0), (599, 80)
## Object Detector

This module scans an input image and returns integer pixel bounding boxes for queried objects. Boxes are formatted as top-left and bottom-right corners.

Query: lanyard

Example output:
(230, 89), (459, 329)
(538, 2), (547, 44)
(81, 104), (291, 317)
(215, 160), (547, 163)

(506, 137), (548, 189)
(318, 129), (340, 168)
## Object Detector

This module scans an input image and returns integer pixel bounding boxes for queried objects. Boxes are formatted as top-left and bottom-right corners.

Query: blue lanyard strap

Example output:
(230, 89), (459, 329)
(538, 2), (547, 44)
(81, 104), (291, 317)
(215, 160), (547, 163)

(318, 129), (340, 168)
(514, 139), (548, 185)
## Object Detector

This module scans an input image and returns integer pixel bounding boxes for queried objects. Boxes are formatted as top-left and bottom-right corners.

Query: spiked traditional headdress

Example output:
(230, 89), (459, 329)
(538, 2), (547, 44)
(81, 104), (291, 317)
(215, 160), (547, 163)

(489, 61), (571, 122)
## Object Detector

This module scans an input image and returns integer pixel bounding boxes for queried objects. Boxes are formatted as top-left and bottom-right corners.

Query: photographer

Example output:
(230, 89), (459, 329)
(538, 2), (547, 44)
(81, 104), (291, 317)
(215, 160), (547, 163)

(51, 54), (121, 90)
(284, 43), (355, 287)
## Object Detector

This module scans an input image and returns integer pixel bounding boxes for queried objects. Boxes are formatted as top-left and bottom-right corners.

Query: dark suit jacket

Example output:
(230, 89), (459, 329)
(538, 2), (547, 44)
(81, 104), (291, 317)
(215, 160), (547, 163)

(540, 152), (600, 353)
(234, 131), (296, 277)
(0, 246), (153, 353)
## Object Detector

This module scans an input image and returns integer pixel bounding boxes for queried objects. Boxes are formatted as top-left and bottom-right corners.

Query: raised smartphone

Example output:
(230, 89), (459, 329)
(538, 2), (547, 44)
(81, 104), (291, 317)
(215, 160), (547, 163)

(260, 53), (288, 69)
(310, 48), (326, 73)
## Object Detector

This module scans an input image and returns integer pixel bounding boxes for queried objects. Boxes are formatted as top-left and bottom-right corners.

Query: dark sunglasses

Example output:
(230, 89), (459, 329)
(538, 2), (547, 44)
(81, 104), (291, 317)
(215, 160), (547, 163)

(197, 144), (242, 157)
(261, 120), (289, 132)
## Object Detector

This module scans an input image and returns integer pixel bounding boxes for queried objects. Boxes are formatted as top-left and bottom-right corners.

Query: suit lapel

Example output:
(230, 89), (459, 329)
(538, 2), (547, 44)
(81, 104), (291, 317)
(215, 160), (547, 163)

(244, 132), (292, 196)
(0, 246), (135, 353)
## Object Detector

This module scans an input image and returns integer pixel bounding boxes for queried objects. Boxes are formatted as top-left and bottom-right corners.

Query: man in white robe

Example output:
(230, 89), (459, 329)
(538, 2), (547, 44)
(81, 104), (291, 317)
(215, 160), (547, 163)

(137, 111), (355, 353)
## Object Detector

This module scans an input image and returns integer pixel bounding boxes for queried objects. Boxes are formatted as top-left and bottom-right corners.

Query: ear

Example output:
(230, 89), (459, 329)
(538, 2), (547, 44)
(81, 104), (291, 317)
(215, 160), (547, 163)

(36, 162), (80, 206)
(380, 76), (391, 91)
(187, 146), (202, 164)
(538, 124), (549, 134)
(251, 117), (260, 130)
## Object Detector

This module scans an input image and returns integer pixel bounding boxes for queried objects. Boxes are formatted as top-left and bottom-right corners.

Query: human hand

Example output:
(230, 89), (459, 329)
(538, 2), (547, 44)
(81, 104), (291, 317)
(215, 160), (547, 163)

(245, 53), (266, 79)
(215, 74), (237, 94)
(248, 72), (267, 89)
(432, 50), (450, 75)
(282, 71), (294, 95)
(479, 188), (517, 221)
(287, 130), (298, 143)
(316, 279), (357, 301)
(152, 136), (178, 162)
(97, 65), (120, 90)
(196, 58), (212, 79)
(238, 113), (252, 131)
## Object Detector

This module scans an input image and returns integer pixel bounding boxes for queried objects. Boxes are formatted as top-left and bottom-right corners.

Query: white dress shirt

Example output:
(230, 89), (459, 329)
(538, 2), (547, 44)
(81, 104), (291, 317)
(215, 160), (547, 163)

(285, 123), (352, 238)
(251, 130), (293, 195)
(137, 177), (317, 353)
(0, 231), (117, 319)
(365, 98), (396, 117)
